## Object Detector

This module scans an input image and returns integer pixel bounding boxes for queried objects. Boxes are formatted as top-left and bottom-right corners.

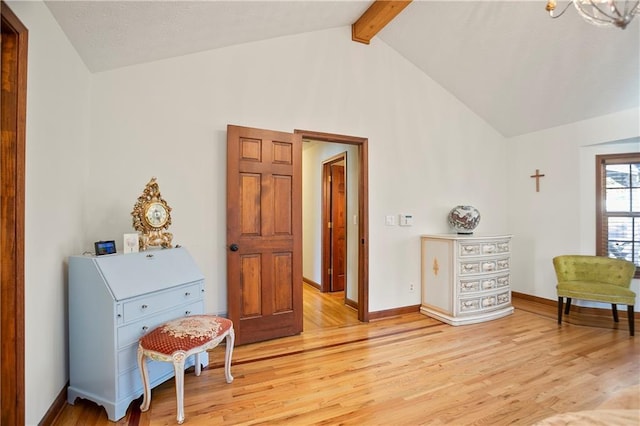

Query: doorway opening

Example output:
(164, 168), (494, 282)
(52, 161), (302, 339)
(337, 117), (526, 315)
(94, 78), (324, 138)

(296, 129), (369, 325)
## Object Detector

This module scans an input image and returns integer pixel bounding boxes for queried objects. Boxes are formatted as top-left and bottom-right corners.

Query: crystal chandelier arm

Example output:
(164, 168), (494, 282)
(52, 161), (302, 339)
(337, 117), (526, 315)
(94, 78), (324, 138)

(546, 0), (574, 18)
(610, 0), (640, 17)
(585, 0), (624, 22)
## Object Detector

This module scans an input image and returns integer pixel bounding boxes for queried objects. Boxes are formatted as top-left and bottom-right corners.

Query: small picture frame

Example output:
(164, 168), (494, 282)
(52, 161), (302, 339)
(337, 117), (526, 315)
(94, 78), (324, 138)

(123, 233), (139, 254)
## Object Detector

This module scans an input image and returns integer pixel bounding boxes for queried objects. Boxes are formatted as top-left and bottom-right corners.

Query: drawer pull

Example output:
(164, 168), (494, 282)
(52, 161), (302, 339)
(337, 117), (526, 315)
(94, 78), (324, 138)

(185, 310), (191, 315)
(141, 304), (148, 309)
(142, 326), (149, 332)
(117, 314), (122, 318)
(146, 254), (154, 258)
(185, 292), (191, 296)
(482, 262), (495, 271)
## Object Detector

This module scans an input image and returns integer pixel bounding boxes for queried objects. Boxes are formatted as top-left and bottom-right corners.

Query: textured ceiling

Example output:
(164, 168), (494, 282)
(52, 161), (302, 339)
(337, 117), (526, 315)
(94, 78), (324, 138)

(45, 0), (640, 137)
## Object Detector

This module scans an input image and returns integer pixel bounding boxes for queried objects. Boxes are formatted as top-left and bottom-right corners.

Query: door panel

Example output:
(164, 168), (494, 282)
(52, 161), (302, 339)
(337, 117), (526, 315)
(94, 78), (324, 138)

(331, 164), (346, 292)
(227, 125), (302, 345)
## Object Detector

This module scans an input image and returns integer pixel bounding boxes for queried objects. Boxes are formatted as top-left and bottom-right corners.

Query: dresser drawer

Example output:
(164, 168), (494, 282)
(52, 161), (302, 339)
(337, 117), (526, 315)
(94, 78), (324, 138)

(458, 239), (510, 257)
(459, 273), (510, 294)
(458, 290), (511, 314)
(459, 256), (509, 275)
(122, 281), (202, 323)
(117, 300), (204, 349)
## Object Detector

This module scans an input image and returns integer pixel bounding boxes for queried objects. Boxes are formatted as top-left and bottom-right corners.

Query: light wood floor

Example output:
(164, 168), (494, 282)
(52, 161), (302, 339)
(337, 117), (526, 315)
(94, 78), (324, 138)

(53, 286), (639, 425)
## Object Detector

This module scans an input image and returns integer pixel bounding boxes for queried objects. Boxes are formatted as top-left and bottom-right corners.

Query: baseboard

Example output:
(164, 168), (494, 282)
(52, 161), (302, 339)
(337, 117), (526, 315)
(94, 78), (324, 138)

(38, 381), (67, 426)
(345, 297), (358, 310)
(511, 291), (637, 329)
(302, 277), (321, 290)
(369, 304), (421, 320)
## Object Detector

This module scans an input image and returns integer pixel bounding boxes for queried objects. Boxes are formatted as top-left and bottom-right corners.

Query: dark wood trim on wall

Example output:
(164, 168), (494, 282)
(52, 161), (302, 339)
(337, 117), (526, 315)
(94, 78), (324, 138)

(1, 2), (28, 425)
(302, 277), (321, 291)
(512, 291), (638, 326)
(368, 305), (421, 320)
(38, 384), (68, 426)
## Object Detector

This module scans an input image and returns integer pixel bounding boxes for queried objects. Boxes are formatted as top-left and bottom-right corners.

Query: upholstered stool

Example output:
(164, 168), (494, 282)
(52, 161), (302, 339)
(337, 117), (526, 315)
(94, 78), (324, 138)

(137, 315), (234, 424)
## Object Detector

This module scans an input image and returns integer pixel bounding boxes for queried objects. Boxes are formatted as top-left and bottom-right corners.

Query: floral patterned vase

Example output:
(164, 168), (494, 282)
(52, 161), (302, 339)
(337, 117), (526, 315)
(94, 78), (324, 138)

(447, 205), (481, 234)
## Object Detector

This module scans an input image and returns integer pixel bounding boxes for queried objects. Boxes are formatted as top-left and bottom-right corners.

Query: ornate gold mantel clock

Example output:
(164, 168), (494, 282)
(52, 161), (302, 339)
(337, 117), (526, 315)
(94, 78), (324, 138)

(131, 177), (173, 250)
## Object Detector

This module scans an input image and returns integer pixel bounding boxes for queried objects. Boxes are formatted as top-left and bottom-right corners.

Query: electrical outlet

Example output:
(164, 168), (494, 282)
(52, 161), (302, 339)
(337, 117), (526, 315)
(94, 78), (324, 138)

(409, 282), (415, 292)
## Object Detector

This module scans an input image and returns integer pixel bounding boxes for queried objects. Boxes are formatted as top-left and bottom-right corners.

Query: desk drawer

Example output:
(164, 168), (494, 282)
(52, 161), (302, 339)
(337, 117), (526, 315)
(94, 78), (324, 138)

(122, 282), (202, 323)
(117, 300), (204, 349)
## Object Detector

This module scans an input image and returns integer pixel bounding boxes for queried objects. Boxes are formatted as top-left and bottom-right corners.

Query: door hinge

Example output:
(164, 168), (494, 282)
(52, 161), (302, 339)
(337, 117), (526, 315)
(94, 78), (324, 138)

(328, 268), (332, 275)
(328, 222), (332, 229)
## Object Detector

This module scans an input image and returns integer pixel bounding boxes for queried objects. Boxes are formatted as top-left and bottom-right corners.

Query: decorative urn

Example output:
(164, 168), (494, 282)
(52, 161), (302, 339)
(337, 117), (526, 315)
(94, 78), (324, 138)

(447, 205), (481, 234)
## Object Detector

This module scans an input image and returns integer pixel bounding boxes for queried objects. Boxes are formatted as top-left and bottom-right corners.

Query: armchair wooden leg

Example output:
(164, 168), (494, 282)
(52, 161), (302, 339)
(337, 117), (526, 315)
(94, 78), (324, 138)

(564, 298), (572, 315)
(611, 304), (619, 323)
(557, 297), (563, 325)
(628, 305), (635, 336)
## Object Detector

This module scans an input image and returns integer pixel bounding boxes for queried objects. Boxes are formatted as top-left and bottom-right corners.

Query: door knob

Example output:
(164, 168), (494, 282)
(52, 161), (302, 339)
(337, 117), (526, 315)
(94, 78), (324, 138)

(230, 243), (239, 252)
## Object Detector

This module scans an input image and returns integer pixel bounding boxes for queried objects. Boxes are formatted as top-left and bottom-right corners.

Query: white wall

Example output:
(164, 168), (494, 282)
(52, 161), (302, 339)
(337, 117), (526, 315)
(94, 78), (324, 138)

(86, 26), (508, 316)
(6, 1), (91, 424)
(302, 142), (359, 301)
(508, 108), (640, 308)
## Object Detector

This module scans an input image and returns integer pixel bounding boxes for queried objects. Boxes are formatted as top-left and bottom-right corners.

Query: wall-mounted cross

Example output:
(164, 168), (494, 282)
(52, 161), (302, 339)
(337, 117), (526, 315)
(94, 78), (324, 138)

(530, 169), (545, 192)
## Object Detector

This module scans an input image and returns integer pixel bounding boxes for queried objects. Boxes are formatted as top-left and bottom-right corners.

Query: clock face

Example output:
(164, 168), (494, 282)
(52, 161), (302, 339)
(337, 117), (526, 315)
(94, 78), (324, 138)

(144, 202), (169, 228)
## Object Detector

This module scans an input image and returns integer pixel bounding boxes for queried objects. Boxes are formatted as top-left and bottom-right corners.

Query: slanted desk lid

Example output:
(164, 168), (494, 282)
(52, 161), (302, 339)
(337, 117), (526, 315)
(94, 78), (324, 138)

(93, 247), (204, 300)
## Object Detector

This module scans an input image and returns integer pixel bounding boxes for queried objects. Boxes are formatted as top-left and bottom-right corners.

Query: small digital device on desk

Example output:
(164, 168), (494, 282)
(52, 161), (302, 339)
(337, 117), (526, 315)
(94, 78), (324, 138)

(95, 240), (116, 256)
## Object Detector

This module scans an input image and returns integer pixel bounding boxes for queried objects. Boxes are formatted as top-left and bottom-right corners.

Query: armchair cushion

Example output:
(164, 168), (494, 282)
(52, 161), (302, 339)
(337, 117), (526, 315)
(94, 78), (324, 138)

(557, 281), (635, 305)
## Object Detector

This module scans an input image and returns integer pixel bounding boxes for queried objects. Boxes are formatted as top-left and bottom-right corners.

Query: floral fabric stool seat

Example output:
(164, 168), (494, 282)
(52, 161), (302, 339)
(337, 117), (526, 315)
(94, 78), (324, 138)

(137, 315), (234, 424)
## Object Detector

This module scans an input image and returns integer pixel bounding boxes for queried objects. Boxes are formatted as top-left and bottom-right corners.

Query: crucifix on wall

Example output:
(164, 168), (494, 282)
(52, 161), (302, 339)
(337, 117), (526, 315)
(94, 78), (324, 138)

(530, 169), (545, 192)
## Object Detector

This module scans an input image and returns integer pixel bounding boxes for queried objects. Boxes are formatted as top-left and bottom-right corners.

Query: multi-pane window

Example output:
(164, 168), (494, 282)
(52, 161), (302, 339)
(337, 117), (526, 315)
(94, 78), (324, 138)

(596, 153), (640, 278)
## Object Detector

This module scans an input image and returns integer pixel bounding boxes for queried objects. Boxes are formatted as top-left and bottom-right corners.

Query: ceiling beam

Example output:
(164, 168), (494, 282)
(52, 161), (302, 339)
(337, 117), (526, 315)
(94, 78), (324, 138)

(352, 0), (412, 45)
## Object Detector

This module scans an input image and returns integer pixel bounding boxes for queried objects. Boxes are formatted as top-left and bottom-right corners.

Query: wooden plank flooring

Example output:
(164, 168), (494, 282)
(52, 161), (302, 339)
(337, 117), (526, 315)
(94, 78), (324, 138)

(53, 285), (640, 425)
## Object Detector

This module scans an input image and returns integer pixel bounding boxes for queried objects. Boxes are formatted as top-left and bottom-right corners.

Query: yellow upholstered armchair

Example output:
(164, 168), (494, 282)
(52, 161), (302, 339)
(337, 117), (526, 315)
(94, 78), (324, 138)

(553, 255), (636, 336)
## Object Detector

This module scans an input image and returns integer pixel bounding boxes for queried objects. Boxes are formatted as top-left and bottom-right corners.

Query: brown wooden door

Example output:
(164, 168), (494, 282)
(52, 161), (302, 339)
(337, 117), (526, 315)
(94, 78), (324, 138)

(226, 125), (302, 345)
(330, 164), (346, 292)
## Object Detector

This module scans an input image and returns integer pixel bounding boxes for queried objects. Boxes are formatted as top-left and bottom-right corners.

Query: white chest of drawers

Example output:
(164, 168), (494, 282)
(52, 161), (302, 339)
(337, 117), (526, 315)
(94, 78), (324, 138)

(67, 247), (208, 421)
(420, 234), (513, 326)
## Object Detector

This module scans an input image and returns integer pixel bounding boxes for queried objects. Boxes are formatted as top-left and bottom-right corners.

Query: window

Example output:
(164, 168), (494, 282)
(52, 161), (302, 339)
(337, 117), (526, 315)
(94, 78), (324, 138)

(596, 153), (640, 278)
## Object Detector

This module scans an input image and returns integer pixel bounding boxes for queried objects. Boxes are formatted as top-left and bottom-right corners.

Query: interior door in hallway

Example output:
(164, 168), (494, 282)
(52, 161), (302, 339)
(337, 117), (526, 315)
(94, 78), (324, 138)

(323, 158), (346, 292)
(226, 125), (303, 345)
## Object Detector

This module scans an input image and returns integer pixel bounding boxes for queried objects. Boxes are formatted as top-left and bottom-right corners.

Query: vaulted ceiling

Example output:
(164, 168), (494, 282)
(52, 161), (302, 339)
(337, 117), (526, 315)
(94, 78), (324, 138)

(44, 0), (639, 137)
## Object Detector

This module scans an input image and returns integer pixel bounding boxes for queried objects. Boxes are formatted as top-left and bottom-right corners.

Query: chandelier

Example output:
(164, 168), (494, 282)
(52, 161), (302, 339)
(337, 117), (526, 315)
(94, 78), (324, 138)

(546, 0), (640, 29)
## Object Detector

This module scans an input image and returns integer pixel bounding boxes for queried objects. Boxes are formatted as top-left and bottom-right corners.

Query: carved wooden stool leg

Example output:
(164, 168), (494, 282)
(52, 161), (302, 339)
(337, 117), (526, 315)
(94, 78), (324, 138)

(137, 345), (152, 412)
(172, 352), (187, 424)
(194, 352), (202, 376)
(224, 327), (235, 383)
